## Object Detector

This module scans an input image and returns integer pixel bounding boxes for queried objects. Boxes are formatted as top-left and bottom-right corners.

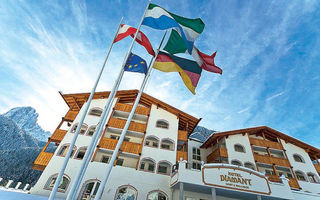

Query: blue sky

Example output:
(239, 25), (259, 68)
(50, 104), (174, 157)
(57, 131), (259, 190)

(0, 0), (319, 147)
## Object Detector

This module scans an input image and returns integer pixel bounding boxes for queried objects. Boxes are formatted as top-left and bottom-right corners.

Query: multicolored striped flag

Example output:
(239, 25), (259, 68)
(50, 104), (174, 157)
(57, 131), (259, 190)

(153, 51), (202, 94)
(142, 3), (205, 54)
(164, 29), (222, 74)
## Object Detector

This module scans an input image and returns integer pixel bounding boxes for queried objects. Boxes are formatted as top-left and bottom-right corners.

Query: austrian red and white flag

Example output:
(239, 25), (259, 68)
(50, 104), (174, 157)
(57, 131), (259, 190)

(114, 24), (155, 56)
(191, 47), (222, 74)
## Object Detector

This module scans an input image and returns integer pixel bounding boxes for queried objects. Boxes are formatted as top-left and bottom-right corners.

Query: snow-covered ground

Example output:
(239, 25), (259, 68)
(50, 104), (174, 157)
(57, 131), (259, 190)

(0, 187), (62, 200)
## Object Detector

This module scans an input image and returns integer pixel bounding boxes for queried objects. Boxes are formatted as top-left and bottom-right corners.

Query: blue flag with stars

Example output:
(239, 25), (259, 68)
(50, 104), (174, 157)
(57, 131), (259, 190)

(124, 53), (148, 74)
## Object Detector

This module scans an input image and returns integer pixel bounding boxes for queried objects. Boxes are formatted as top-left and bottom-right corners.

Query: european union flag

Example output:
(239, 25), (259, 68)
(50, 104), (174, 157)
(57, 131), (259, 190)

(124, 53), (148, 74)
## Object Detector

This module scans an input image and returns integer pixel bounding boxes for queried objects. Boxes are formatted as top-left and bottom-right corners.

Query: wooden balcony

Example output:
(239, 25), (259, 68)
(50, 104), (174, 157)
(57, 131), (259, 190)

(288, 178), (300, 189)
(32, 152), (53, 171)
(64, 110), (78, 122)
(178, 130), (188, 141)
(207, 148), (228, 163)
(176, 151), (188, 162)
(108, 118), (146, 133)
(50, 129), (67, 142)
(98, 137), (141, 155)
(253, 154), (290, 167)
(314, 164), (320, 174)
(249, 138), (282, 149)
(267, 175), (281, 183)
(114, 103), (150, 116)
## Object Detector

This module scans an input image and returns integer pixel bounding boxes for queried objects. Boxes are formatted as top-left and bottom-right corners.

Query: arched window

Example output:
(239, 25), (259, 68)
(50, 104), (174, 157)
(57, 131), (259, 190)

(160, 138), (174, 151)
(57, 144), (76, 157)
(157, 161), (172, 175)
(115, 185), (137, 200)
(145, 136), (159, 148)
(74, 146), (87, 160)
(307, 172), (319, 183)
(87, 125), (96, 136)
(156, 120), (169, 129)
(139, 158), (156, 172)
(147, 190), (168, 200)
(45, 174), (70, 192)
(234, 144), (245, 153)
(71, 123), (88, 135)
(295, 171), (307, 181)
(244, 162), (255, 170)
(89, 107), (103, 117)
(231, 160), (242, 166)
(78, 179), (100, 200)
(293, 154), (305, 163)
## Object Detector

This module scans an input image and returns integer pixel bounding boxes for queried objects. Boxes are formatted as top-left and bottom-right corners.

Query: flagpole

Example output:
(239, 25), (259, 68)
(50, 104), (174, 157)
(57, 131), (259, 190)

(94, 30), (167, 200)
(48, 17), (124, 200)
(67, 2), (151, 199)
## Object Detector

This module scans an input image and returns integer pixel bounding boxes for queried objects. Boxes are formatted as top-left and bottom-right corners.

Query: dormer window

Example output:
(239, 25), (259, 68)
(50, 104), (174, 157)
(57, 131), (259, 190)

(89, 108), (103, 117)
(156, 120), (169, 129)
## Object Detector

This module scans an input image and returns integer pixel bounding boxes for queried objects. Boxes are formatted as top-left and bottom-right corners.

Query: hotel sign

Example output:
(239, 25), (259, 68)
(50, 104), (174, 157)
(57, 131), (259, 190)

(202, 165), (271, 195)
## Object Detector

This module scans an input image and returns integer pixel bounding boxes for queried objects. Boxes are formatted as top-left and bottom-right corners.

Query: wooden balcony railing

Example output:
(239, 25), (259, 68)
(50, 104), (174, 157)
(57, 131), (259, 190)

(64, 110), (78, 122)
(178, 130), (188, 141)
(108, 118), (146, 133)
(314, 164), (320, 174)
(253, 154), (290, 167)
(267, 175), (281, 183)
(32, 152), (53, 171)
(176, 151), (188, 162)
(249, 138), (282, 149)
(114, 103), (150, 116)
(288, 178), (300, 189)
(207, 147), (228, 163)
(50, 129), (67, 142)
(98, 137), (141, 155)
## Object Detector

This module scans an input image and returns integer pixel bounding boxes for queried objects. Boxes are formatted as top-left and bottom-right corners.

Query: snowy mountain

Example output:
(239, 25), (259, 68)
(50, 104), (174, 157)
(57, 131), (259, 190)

(190, 126), (216, 143)
(3, 107), (51, 142)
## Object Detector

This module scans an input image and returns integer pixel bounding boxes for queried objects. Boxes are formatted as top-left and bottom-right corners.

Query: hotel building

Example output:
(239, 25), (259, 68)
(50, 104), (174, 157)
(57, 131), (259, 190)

(30, 90), (320, 200)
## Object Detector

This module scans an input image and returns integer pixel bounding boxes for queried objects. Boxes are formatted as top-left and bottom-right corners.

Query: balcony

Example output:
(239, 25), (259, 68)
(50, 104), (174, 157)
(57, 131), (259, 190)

(32, 152), (53, 171)
(114, 103), (150, 116)
(249, 138), (282, 149)
(288, 178), (300, 189)
(178, 130), (188, 141)
(253, 154), (290, 167)
(108, 118), (146, 133)
(207, 147), (228, 163)
(98, 137), (142, 155)
(314, 164), (320, 174)
(50, 129), (67, 142)
(64, 110), (78, 121)
(176, 151), (188, 161)
(267, 175), (281, 183)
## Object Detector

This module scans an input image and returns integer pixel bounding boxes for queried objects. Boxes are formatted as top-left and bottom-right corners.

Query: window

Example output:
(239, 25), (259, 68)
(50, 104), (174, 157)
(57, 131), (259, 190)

(45, 174), (70, 192)
(234, 144), (245, 153)
(71, 123), (88, 134)
(75, 147), (87, 160)
(145, 136), (159, 148)
(115, 185), (137, 200)
(116, 159), (124, 166)
(110, 135), (130, 142)
(89, 108), (103, 117)
(160, 139), (174, 150)
(293, 154), (305, 163)
(57, 144), (76, 157)
(231, 160), (242, 166)
(276, 166), (293, 179)
(140, 158), (155, 172)
(192, 147), (201, 161)
(147, 190), (168, 200)
(157, 161), (172, 175)
(79, 180), (100, 200)
(87, 126), (96, 136)
(307, 172), (319, 183)
(295, 171), (307, 181)
(192, 162), (201, 170)
(244, 162), (255, 170)
(156, 120), (169, 129)
(101, 155), (110, 164)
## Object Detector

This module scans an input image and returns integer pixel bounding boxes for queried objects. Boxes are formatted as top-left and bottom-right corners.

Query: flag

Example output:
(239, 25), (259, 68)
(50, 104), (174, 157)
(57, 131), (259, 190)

(164, 29), (222, 74)
(142, 3), (205, 54)
(124, 53), (148, 74)
(153, 51), (202, 94)
(114, 24), (155, 57)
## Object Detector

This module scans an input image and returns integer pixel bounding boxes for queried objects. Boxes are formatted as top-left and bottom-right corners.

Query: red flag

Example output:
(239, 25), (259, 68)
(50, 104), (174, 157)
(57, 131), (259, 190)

(195, 48), (222, 74)
(114, 24), (155, 57)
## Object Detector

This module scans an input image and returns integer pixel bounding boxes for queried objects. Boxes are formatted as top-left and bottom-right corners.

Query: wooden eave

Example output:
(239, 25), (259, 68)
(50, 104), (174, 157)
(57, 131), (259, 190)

(59, 90), (199, 134)
(201, 126), (320, 157)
